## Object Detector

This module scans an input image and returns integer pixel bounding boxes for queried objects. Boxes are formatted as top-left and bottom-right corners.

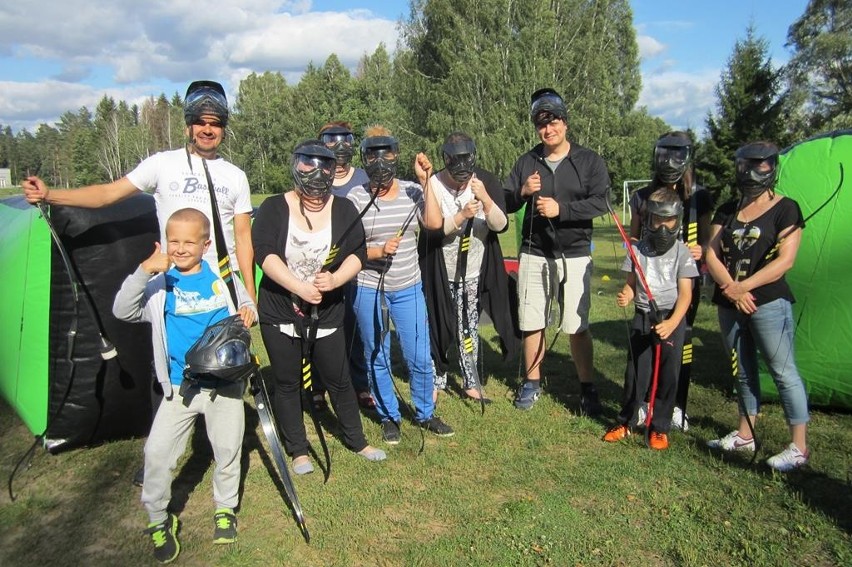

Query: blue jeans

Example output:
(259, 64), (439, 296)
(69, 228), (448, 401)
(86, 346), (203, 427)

(352, 283), (435, 423)
(718, 298), (809, 425)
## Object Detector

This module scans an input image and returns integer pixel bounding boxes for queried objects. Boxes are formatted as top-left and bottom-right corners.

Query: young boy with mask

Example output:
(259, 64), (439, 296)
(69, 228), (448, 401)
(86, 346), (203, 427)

(603, 189), (698, 450)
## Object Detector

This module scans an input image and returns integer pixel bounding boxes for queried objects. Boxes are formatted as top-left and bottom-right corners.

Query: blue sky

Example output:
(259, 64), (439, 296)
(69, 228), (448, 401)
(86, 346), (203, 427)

(0, 1), (809, 136)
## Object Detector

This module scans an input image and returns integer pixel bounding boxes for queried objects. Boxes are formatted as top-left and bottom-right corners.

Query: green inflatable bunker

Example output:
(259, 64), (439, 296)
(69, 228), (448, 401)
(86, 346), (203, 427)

(766, 129), (852, 409)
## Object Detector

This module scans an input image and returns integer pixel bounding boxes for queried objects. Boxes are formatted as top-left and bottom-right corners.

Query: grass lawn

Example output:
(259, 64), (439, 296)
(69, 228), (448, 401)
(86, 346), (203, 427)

(1, 202), (850, 566)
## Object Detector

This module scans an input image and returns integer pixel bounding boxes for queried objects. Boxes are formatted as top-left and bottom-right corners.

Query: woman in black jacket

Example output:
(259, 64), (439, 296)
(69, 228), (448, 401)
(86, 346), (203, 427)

(252, 141), (385, 475)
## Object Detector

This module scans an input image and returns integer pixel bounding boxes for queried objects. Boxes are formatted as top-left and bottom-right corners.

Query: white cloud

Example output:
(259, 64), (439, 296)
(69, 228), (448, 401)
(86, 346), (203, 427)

(638, 69), (720, 134)
(0, 81), (162, 131)
(0, 1), (399, 131)
(637, 35), (667, 60)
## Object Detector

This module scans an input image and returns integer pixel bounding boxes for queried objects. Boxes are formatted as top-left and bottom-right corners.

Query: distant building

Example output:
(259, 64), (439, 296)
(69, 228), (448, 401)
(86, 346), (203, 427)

(0, 169), (10, 188)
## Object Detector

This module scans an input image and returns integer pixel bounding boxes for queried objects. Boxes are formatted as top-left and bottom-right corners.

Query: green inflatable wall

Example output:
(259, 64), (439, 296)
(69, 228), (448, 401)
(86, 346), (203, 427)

(0, 198), (50, 433)
(765, 130), (852, 408)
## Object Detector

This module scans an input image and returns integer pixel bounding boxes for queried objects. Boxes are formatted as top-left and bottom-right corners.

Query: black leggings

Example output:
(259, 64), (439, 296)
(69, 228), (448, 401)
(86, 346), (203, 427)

(260, 324), (368, 458)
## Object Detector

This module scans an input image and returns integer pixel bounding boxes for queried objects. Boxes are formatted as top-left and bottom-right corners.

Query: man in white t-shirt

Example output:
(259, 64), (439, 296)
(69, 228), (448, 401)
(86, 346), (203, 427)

(22, 80), (255, 488)
(22, 80), (255, 302)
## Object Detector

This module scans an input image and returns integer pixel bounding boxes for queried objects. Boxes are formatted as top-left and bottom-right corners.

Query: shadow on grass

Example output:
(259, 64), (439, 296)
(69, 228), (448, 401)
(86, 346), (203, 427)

(690, 409), (852, 535)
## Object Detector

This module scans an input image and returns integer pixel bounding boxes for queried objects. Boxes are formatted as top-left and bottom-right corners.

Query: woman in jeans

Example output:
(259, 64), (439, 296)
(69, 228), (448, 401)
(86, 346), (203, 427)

(347, 126), (452, 444)
(704, 141), (810, 472)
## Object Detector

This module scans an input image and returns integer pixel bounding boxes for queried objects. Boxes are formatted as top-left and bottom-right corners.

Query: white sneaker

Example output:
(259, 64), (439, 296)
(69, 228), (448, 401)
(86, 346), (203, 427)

(671, 406), (689, 432)
(707, 430), (756, 452)
(766, 443), (809, 472)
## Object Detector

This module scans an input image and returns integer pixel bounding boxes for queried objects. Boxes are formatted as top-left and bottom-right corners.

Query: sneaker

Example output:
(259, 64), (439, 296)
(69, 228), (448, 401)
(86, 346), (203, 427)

(766, 443), (809, 472)
(648, 431), (669, 450)
(145, 513), (180, 564)
(513, 381), (541, 410)
(671, 406), (689, 431)
(603, 424), (631, 442)
(707, 430), (756, 452)
(382, 420), (401, 445)
(579, 386), (602, 417)
(212, 508), (237, 544)
(132, 465), (145, 487)
(419, 416), (454, 437)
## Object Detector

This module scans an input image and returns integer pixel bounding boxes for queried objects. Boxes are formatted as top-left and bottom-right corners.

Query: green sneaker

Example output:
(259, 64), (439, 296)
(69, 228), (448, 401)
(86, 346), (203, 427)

(145, 513), (180, 563)
(213, 508), (238, 544)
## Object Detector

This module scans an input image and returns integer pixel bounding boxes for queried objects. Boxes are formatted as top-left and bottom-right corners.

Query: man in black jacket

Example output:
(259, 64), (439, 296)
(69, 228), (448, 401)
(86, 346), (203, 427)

(504, 88), (610, 415)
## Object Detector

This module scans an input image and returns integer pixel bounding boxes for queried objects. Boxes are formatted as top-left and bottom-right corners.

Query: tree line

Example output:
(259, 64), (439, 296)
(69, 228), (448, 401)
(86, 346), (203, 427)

(0, 0), (847, 205)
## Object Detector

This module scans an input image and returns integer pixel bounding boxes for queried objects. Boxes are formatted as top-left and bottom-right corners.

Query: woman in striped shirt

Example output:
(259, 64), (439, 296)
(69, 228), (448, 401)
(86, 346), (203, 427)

(348, 126), (453, 444)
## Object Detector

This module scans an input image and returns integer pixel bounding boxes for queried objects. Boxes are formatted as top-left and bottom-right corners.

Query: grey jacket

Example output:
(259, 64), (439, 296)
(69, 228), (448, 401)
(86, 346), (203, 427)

(112, 263), (257, 397)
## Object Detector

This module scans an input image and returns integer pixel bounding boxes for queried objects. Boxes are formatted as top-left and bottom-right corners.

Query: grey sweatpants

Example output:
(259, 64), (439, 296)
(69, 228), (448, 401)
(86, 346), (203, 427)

(141, 382), (245, 524)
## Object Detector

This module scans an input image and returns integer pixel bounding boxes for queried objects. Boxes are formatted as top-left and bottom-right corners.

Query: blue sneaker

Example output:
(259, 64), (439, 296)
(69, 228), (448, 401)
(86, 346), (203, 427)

(514, 381), (541, 410)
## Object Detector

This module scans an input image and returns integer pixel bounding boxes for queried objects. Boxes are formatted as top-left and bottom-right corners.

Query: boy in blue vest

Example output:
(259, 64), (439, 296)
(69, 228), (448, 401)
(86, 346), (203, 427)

(113, 208), (256, 563)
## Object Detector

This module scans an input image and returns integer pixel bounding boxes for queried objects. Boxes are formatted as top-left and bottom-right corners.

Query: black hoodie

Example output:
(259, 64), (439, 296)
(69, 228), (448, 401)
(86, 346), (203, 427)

(504, 142), (610, 258)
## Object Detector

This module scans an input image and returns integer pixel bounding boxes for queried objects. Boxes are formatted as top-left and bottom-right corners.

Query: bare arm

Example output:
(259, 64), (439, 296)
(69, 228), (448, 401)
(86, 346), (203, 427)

(704, 224), (734, 286)
(23, 175), (139, 208)
(314, 254), (363, 292)
(655, 277), (694, 340)
(721, 226), (802, 299)
(233, 212), (256, 303)
(415, 153), (442, 230)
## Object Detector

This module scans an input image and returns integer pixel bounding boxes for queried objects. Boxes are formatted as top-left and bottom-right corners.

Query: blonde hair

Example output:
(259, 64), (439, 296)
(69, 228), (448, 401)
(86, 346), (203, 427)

(167, 208), (211, 240)
(364, 124), (392, 138)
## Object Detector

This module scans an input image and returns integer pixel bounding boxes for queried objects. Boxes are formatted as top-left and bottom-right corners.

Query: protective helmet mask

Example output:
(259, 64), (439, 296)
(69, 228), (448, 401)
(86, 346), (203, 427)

(644, 199), (683, 255)
(530, 88), (568, 126)
(735, 142), (779, 200)
(654, 146), (691, 184)
(442, 139), (477, 184)
(361, 136), (399, 191)
(292, 146), (336, 199)
(320, 129), (355, 166)
(184, 315), (255, 383)
(184, 81), (229, 127)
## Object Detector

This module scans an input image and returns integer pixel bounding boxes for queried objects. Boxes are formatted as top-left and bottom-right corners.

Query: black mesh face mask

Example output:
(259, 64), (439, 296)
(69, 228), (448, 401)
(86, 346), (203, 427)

(292, 153), (335, 198)
(442, 139), (476, 184)
(363, 150), (398, 190)
(360, 136), (400, 191)
(736, 157), (778, 199)
(644, 198), (684, 255)
(320, 131), (355, 166)
(734, 142), (779, 199)
(654, 145), (691, 184)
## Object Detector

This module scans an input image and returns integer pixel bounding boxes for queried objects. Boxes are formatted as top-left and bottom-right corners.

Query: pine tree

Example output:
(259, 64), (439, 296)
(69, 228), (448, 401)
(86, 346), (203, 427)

(698, 25), (789, 204)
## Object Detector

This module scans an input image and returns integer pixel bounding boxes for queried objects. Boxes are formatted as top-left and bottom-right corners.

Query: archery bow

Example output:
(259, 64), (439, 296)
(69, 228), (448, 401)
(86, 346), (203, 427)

(295, 181), (383, 482)
(376, 202), (426, 452)
(675, 188), (701, 429)
(456, 215), (486, 415)
(9, 201), (117, 499)
(607, 201), (662, 448)
(200, 157), (311, 534)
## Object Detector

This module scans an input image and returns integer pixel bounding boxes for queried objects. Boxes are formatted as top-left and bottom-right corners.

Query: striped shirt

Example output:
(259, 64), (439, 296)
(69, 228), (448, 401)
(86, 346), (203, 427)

(348, 181), (423, 291)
